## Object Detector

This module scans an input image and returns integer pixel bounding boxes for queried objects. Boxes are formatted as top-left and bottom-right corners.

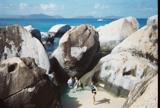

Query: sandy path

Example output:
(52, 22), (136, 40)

(61, 87), (126, 108)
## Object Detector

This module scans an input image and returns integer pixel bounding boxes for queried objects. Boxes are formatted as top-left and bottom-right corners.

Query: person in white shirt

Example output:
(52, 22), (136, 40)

(67, 77), (74, 88)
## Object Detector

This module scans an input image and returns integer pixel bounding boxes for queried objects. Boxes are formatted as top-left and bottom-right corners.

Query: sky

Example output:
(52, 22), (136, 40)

(0, 0), (158, 18)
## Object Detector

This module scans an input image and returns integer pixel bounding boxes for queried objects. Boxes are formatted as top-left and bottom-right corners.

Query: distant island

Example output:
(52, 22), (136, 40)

(0, 14), (64, 19)
(0, 14), (147, 19)
(73, 16), (95, 18)
(22, 14), (64, 19)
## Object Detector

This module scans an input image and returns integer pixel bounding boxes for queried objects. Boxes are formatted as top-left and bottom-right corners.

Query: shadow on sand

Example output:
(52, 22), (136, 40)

(95, 98), (111, 105)
(61, 88), (82, 108)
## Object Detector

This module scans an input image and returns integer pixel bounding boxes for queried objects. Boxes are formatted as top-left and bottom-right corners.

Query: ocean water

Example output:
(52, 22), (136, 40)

(0, 18), (147, 32)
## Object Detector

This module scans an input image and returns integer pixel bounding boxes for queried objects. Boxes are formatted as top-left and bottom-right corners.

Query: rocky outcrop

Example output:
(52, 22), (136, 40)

(99, 52), (157, 97)
(51, 24), (99, 77)
(43, 24), (71, 53)
(81, 16), (158, 97)
(123, 75), (157, 108)
(81, 51), (157, 97)
(0, 25), (50, 73)
(97, 16), (139, 53)
(0, 57), (61, 108)
(24, 25), (42, 42)
(121, 15), (158, 107)
(49, 57), (69, 86)
(147, 15), (158, 26)
(49, 24), (71, 37)
(112, 25), (158, 63)
(41, 32), (55, 45)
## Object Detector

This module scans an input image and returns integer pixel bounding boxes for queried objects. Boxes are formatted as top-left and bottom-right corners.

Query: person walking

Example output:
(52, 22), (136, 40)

(90, 81), (97, 104)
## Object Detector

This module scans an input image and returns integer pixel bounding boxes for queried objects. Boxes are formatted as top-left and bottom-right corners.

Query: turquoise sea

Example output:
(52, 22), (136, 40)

(0, 18), (147, 32)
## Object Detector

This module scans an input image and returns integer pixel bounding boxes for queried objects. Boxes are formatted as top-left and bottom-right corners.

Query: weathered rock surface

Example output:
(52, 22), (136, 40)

(51, 24), (99, 77)
(99, 52), (157, 97)
(81, 51), (157, 97)
(147, 15), (158, 26)
(112, 25), (158, 63)
(121, 15), (158, 107)
(24, 25), (42, 42)
(43, 24), (71, 52)
(123, 74), (157, 108)
(97, 16), (139, 53)
(49, 24), (71, 37)
(81, 16), (158, 97)
(0, 25), (50, 73)
(49, 57), (69, 86)
(0, 57), (61, 108)
(41, 32), (55, 45)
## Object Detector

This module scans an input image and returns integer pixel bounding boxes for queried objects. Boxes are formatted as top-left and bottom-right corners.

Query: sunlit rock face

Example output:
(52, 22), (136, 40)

(51, 24), (100, 77)
(81, 15), (158, 97)
(97, 16), (139, 53)
(121, 15), (158, 108)
(99, 20), (158, 96)
(0, 25), (50, 73)
(123, 75), (158, 108)
(147, 15), (158, 26)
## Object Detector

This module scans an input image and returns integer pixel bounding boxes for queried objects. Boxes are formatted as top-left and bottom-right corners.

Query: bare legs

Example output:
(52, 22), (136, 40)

(93, 93), (96, 104)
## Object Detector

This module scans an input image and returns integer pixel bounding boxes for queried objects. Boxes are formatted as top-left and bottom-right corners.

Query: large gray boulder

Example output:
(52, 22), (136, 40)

(81, 16), (158, 97)
(49, 24), (71, 37)
(121, 15), (158, 107)
(97, 16), (139, 53)
(112, 26), (158, 62)
(51, 24), (99, 77)
(41, 32), (55, 45)
(24, 25), (42, 42)
(99, 52), (157, 97)
(0, 57), (61, 108)
(147, 15), (158, 26)
(0, 25), (50, 73)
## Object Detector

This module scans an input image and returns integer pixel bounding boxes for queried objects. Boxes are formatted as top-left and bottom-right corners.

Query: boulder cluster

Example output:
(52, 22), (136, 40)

(0, 15), (158, 108)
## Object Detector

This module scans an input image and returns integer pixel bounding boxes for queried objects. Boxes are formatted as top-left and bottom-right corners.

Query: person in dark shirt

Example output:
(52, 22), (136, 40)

(90, 80), (97, 104)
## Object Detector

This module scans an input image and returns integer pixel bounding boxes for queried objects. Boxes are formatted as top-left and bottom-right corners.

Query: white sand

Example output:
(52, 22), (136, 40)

(61, 87), (126, 108)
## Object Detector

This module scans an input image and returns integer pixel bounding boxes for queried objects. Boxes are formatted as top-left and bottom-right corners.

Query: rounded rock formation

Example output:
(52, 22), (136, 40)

(51, 24), (99, 77)
(0, 25), (50, 73)
(81, 16), (158, 97)
(147, 15), (158, 26)
(0, 57), (60, 108)
(97, 16), (139, 53)
(24, 25), (42, 42)
(49, 24), (71, 37)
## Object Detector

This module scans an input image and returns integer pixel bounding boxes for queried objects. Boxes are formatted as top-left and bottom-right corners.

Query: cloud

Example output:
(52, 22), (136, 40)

(17, 3), (63, 15)
(19, 3), (28, 10)
(92, 3), (109, 17)
(40, 4), (57, 11)
(38, 3), (64, 15)
(94, 3), (109, 10)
